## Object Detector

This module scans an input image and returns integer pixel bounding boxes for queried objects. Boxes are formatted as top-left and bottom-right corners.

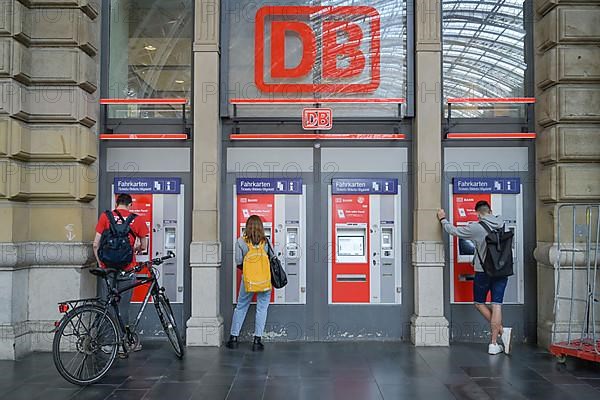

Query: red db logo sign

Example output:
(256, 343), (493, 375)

(255, 6), (381, 93)
(302, 108), (333, 130)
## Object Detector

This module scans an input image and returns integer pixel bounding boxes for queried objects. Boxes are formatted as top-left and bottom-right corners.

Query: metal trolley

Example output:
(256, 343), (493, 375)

(550, 204), (600, 363)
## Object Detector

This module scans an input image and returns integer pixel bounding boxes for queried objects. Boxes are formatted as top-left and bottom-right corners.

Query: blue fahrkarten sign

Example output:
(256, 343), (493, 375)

(114, 177), (181, 194)
(332, 178), (398, 195)
(236, 178), (303, 194)
(453, 177), (520, 194)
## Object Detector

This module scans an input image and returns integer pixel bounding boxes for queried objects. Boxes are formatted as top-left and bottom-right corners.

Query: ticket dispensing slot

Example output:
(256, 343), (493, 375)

(336, 274), (367, 282)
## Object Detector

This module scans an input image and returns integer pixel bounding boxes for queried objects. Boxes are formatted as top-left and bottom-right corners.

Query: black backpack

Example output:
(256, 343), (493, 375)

(476, 221), (514, 278)
(97, 210), (136, 269)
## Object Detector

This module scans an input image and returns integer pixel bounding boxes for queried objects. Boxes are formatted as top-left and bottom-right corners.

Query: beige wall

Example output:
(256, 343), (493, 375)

(534, 0), (600, 347)
(187, 0), (224, 346)
(410, 0), (449, 346)
(0, 0), (99, 359)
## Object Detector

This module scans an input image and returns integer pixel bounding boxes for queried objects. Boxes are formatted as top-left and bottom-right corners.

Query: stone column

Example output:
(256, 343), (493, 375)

(0, 0), (100, 359)
(534, 0), (600, 347)
(410, 0), (449, 346)
(186, 0), (224, 346)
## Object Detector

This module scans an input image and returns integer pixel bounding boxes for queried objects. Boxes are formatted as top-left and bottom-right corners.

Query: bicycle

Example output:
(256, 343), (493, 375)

(52, 252), (184, 385)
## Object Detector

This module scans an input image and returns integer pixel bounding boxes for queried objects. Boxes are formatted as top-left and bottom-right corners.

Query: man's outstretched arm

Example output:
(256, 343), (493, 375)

(437, 209), (477, 239)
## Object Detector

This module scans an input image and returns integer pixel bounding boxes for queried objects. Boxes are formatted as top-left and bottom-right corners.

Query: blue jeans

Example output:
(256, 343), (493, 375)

(230, 278), (271, 337)
(473, 272), (508, 305)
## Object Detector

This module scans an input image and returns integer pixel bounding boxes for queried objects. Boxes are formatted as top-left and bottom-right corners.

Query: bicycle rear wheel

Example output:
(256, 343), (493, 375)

(53, 305), (119, 385)
(154, 294), (185, 358)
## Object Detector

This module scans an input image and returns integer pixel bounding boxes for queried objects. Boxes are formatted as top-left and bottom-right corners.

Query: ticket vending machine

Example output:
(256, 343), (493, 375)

(112, 177), (185, 303)
(328, 178), (402, 304)
(449, 177), (524, 304)
(233, 178), (306, 304)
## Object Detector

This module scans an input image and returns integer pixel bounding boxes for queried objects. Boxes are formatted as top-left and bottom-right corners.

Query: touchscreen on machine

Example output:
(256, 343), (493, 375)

(338, 236), (365, 257)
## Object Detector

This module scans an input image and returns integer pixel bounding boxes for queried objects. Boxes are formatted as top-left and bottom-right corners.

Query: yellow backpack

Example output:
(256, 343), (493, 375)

(243, 240), (272, 293)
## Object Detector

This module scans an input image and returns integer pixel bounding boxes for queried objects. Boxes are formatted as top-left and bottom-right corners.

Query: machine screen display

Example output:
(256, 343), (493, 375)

(338, 236), (365, 257)
(458, 239), (475, 256)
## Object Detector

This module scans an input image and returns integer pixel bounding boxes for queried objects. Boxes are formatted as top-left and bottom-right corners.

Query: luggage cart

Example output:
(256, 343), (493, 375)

(549, 204), (600, 363)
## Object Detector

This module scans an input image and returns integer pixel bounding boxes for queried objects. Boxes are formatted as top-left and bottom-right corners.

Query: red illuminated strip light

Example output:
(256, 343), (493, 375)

(100, 134), (188, 140)
(230, 133), (406, 140)
(447, 97), (536, 104)
(100, 99), (188, 105)
(447, 133), (537, 139)
(230, 98), (406, 105)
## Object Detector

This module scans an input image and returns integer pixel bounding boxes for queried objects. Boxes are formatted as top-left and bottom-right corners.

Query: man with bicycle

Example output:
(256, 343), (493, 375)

(93, 193), (149, 353)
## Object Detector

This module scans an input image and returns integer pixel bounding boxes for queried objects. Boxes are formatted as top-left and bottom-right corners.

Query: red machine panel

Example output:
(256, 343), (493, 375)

(331, 195), (370, 303)
(452, 193), (491, 303)
(127, 194), (153, 303)
(235, 194), (275, 303)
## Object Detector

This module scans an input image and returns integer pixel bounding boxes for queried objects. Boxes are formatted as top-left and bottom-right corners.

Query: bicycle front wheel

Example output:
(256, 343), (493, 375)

(52, 305), (119, 385)
(154, 294), (185, 358)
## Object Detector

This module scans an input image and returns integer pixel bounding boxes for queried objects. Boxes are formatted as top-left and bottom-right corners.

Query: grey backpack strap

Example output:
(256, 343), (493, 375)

(475, 221), (491, 268)
(475, 247), (485, 268)
(479, 221), (492, 234)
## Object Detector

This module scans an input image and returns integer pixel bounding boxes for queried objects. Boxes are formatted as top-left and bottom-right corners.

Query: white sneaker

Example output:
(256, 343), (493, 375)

(501, 327), (512, 355)
(488, 343), (504, 355)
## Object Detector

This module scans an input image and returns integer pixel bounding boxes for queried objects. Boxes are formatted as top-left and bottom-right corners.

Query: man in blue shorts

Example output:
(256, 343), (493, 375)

(437, 201), (512, 355)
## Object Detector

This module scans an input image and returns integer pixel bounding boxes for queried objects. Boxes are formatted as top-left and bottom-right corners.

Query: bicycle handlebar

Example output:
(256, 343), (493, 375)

(132, 251), (176, 273)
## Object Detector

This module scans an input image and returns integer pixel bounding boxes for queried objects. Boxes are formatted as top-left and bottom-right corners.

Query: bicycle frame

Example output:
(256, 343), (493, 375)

(104, 267), (160, 340)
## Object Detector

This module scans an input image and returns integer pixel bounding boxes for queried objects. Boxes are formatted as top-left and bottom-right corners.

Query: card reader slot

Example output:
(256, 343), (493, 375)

(336, 274), (367, 282)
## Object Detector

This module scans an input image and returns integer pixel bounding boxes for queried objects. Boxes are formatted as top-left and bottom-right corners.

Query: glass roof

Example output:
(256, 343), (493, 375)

(443, 0), (527, 101)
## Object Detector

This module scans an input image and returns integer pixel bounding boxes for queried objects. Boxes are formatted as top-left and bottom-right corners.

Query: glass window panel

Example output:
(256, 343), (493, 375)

(442, 0), (527, 118)
(226, 0), (407, 118)
(108, 0), (192, 118)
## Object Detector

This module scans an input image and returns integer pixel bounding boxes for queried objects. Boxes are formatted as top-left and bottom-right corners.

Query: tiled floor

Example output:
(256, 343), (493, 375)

(1, 341), (599, 400)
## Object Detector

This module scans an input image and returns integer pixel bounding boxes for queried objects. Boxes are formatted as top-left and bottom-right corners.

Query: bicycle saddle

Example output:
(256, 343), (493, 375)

(89, 268), (120, 278)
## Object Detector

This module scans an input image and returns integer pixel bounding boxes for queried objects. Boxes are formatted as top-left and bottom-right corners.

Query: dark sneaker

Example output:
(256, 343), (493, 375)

(252, 336), (264, 352)
(226, 335), (239, 349)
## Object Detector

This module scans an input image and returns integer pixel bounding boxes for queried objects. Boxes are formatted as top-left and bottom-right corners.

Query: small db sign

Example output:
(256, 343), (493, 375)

(302, 108), (333, 130)
(255, 6), (380, 93)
